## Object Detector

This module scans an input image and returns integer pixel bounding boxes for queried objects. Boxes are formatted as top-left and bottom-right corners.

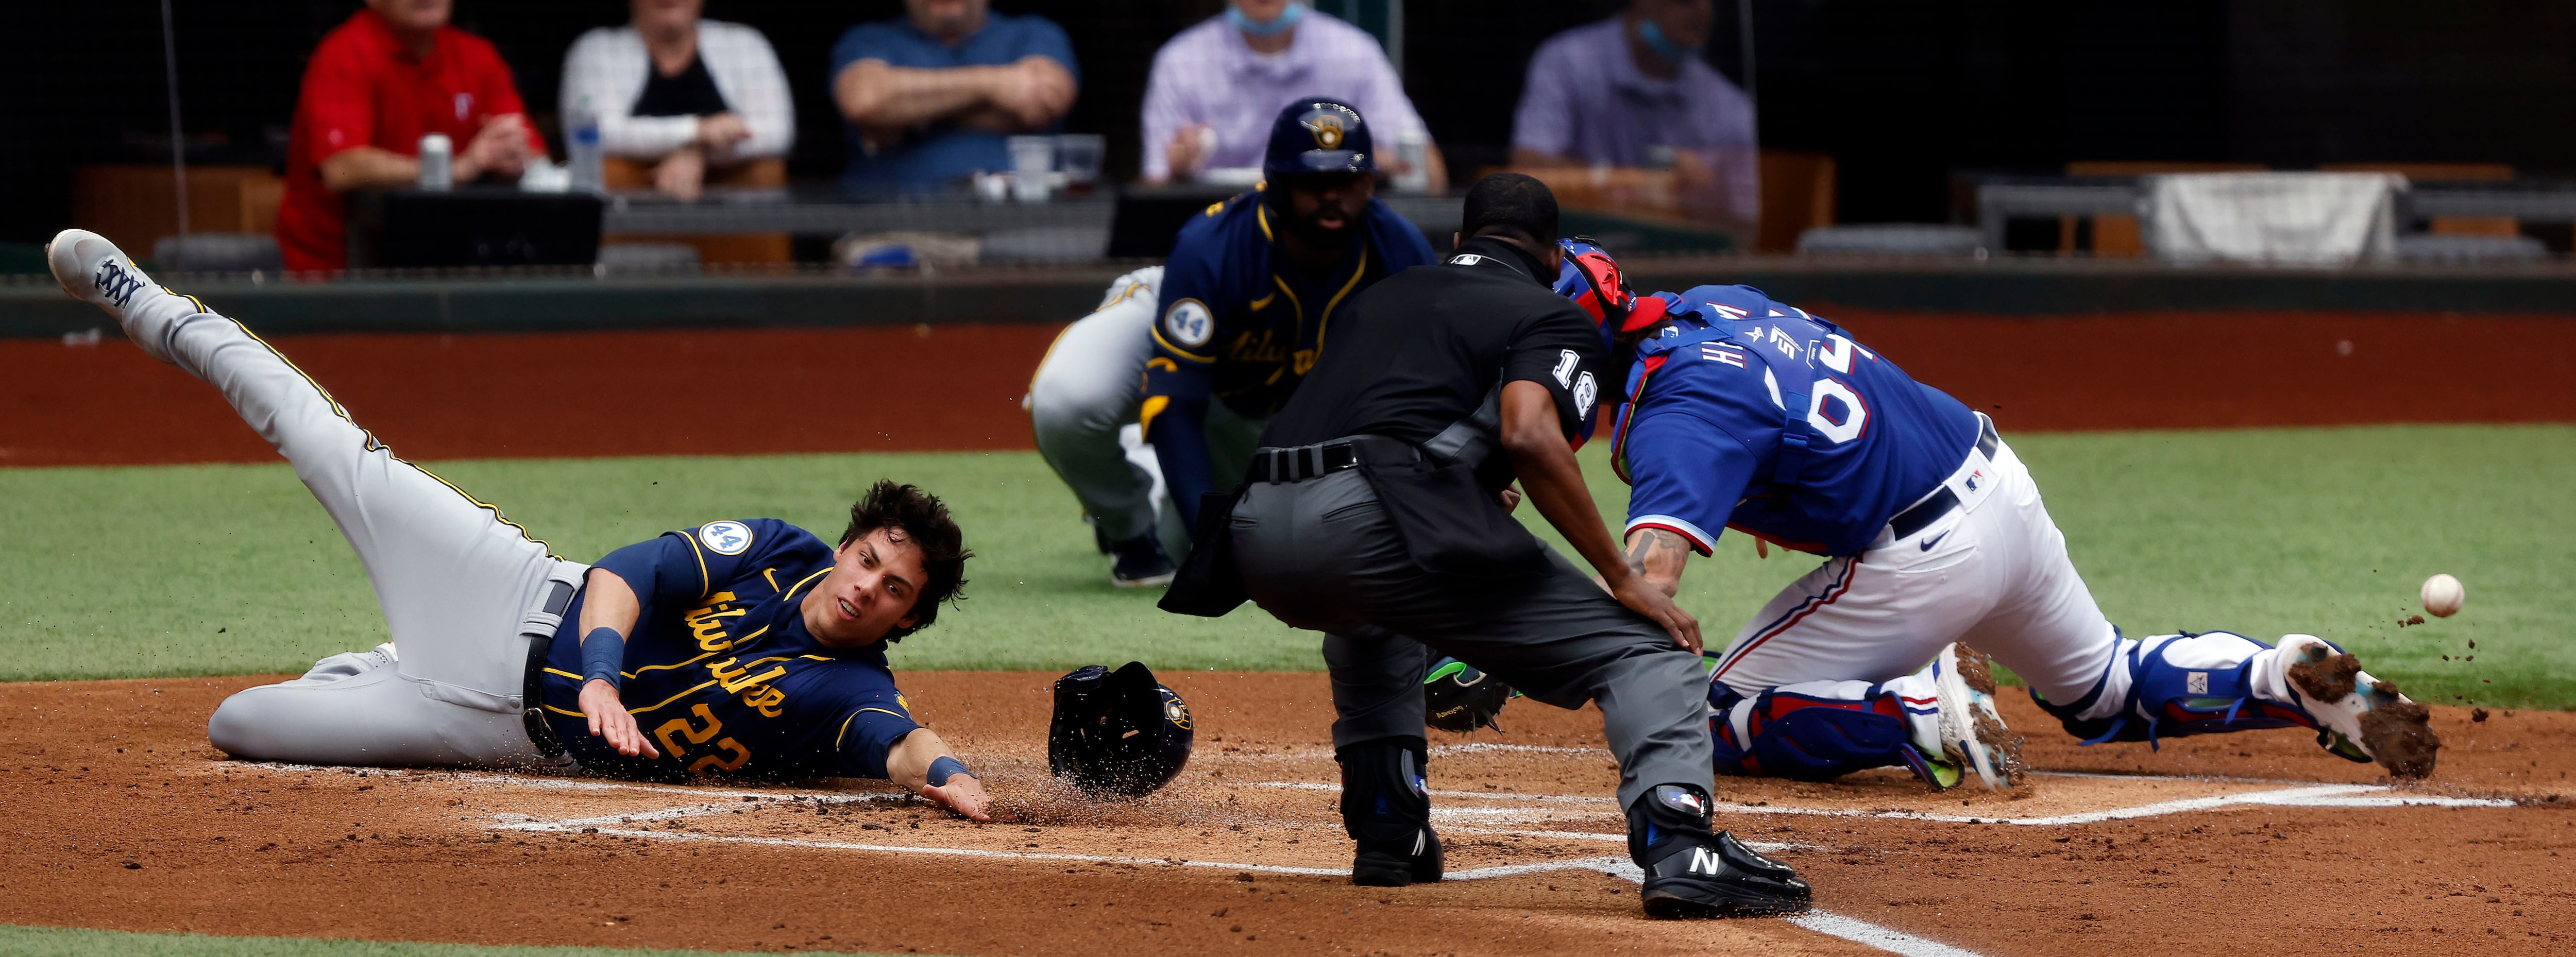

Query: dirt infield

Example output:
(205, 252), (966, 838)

(4, 310), (2571, 467)
(2, 672), (2568, 955)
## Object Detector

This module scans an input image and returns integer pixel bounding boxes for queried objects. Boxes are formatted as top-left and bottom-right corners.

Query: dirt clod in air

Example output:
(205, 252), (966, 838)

(2288, 651), (2362, 702)
(2398, 615), (2425, 627)
(2359, 682), (2441, 778)
(2472, 708), (2489, 723)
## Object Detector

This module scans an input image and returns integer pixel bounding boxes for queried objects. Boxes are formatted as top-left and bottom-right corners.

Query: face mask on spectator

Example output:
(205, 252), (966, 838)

(1228, 1), (1307, 39)
(1637, 18), (1704, 62)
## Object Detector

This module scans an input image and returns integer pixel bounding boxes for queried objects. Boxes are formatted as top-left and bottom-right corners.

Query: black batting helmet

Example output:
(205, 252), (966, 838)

(1263, 98), (1376, 178)
(1047, 662), (1194, 798)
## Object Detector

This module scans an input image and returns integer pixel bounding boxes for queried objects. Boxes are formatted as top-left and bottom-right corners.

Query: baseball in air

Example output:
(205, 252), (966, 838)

(2420, 573), (2465, 618)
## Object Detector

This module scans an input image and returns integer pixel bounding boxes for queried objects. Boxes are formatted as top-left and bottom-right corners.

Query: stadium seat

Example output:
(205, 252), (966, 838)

(2395, 233), (2548, 264)
(2063, 161), (2268, 256)
(1796, 224), (1987, 257)
(151, 232), (284, 273)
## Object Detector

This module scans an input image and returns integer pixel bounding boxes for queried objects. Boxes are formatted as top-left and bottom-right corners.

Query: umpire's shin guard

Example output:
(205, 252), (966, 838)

(1336, 736), (1440, 886)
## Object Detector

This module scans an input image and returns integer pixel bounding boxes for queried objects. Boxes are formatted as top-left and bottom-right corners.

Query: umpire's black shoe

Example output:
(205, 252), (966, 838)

(1341, 737), (1442, 886)
(1108, 533), (1176, 588)
(1628, 784), (1811, 918)
(1351, 825), (1444, 887)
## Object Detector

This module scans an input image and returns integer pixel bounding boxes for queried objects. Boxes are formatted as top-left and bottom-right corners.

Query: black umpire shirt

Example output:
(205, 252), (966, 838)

(1261, 235), (1609, 482)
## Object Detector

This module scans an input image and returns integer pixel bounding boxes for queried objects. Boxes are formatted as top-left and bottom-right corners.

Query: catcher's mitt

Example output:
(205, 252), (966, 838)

(1423, 656), (1513, 732)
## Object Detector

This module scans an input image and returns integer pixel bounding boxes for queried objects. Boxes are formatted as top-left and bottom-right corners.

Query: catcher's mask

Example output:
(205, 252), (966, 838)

(1048, 662), (1194, 798)
(1552, 237), (1670, 357)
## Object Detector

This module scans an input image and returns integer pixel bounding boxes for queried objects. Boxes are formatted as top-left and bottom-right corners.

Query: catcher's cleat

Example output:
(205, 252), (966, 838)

(2275, 635), (2441, 778)
(1933, 642), (2025, 790)
(1897, 742), (1965, 791)
(1108, 533), (1176, 588)
(46, 228), (202, 366)
(1629, 784), (1810, 918)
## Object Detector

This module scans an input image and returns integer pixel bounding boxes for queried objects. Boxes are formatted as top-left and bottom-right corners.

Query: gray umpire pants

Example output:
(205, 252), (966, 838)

(127, 297), (581, 768)
(1230, 468), (1716, 810)
(1027, 267), (1264, 558)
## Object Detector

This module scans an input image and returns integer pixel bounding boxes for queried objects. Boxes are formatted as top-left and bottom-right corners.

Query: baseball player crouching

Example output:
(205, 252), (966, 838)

(1555, 242), (2440, 790)
(1025, 98), (1435, 587)
(46, 230), (993, 821)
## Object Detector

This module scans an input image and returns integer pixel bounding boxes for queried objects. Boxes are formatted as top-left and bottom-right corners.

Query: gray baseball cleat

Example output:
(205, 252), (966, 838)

(47, 228), (202, 365)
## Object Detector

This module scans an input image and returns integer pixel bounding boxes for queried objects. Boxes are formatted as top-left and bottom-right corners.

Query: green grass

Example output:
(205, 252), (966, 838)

(0, 926), (915, 957)
(1, 424), (2568, 707)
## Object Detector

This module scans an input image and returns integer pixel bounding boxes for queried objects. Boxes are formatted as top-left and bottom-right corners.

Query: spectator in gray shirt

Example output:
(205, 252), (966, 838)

(1510, 0), (1757, 226)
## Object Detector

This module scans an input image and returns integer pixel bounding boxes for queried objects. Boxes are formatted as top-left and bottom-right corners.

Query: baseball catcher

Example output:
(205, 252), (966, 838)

(1047, 661), (1195, 797)
(47, 229), (994, 821)
(1555, 240), (2441, 790)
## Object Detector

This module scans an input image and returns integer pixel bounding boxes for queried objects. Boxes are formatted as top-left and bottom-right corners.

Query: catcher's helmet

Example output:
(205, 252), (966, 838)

(1263, 98), (1376, 178)
(1423, 657), (1515, 733)
(1553, 236), (1673, 356)
(1048, 662), (1194, 798)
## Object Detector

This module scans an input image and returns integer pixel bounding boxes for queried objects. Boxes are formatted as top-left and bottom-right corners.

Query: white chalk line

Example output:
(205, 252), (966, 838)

(1251, 779), (2511, 826)
(494, 817), (1967, 957)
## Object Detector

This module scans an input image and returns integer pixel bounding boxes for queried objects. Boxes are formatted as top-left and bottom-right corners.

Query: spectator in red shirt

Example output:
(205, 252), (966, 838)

(277, 0), (547, 272)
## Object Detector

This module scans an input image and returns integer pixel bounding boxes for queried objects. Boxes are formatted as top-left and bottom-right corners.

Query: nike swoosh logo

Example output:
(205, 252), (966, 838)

(1919, 531), (1950, 551)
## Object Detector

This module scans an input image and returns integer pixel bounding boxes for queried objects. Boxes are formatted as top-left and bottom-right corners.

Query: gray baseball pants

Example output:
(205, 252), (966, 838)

(1229, 468), (1716, 810)
(1027, 268), (1263, 559)
(127, 297), (582, 768)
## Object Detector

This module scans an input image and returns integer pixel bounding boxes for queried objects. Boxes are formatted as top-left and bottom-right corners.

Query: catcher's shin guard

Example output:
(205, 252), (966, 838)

(1337, 736), (1441, 886)
(1708, 680), (1920, 782)
(1627, 783), (1810, 918)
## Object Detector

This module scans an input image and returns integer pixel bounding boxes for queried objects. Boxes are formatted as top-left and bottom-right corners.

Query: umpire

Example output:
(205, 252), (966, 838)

(1167, 174), (1811, 918)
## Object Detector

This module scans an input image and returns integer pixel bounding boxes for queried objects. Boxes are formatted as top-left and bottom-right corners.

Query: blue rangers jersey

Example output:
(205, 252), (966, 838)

(1612, 285), (1981, 557)
(1141, 188), (1435, 513)
(539, 519), (922, 780)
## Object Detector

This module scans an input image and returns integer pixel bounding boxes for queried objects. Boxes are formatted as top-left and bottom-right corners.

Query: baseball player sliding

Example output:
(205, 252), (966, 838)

(1553, 242), (2441, 790)
(46, 229), (993, 821)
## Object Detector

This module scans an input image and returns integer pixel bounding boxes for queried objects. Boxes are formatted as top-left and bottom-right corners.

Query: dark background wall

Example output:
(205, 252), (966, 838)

(6, 0), (2573, 244)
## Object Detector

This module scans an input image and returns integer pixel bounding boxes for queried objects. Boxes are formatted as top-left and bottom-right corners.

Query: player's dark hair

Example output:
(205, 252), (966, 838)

(1460, 173), (1560, 248)
(840, 480), (972, 643)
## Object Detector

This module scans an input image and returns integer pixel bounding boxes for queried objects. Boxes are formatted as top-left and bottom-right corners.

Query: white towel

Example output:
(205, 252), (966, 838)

(2142, 172), (2405, 266)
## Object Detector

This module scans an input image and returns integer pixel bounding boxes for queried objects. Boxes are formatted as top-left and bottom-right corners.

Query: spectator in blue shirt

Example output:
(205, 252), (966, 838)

(831, 0), (1079, 193)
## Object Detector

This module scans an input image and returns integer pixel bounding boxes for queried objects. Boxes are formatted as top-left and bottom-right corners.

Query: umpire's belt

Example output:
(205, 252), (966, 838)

(1883, 413), (2003, 543)
(1246, 435), (1422, 483)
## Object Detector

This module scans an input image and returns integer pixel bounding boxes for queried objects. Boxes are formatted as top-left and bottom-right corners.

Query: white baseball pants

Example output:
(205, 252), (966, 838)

(127, 296), (583, 767)
(1026, 267), (1263, 558)
(1704, 431), (2303, 755)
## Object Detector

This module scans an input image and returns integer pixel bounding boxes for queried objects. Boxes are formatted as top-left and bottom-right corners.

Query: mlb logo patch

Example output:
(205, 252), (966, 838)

(2187, 672), (2209, 694)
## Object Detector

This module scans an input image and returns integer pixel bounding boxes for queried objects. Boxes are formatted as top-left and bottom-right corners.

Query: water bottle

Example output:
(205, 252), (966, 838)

(567, 95), (604, 194)
(1394, 130), (1430, 193)
(416, 133), (452, 191)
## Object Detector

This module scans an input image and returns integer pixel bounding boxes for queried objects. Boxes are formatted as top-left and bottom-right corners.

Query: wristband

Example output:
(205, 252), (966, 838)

(581, 626), (627, 689)
(926, 755), (976, 787)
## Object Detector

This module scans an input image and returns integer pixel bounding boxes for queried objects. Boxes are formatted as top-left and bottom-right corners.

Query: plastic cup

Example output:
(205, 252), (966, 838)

(1007, 136), (1055, 201)
(1056, 134), (1105, 185)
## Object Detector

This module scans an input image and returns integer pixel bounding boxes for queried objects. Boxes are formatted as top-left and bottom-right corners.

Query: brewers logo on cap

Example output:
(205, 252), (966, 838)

(1299, 105), (1356, 149)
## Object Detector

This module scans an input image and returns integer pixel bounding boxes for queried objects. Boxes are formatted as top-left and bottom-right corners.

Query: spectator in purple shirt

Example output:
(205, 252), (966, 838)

(1141, 0), (1444, 190)
(1511, 0), (1757, 226)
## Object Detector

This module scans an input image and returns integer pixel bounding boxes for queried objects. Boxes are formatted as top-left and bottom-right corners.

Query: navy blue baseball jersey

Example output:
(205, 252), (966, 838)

(1141, 189), (1436, 512)
(538, 519), (922, 780)
(1612, 285), (1980, 557)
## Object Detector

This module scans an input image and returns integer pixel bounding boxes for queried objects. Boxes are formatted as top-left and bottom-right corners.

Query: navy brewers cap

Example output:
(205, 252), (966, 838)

(1262, 98), (1377, 178)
